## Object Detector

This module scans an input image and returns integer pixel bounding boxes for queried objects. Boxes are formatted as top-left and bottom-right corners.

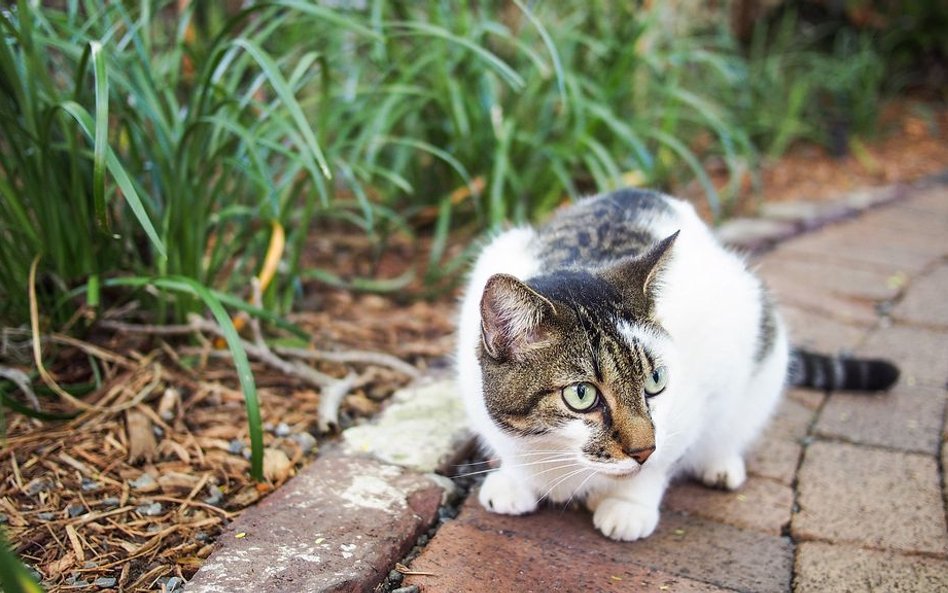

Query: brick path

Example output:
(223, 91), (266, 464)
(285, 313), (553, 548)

(187, 182), (948, 593)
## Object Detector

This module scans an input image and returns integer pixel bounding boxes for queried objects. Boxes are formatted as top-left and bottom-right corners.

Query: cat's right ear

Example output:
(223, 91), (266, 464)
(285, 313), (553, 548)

(480, 274), (556, 361)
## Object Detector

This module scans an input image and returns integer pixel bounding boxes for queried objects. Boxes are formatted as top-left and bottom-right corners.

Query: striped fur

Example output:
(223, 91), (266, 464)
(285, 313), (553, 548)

(788, 348), (899, 391)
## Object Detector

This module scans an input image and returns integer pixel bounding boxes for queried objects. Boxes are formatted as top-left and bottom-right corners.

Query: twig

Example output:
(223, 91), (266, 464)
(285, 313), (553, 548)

(273, 346), (421, 380)
(99, 319), (421, 379)
(183, 314), (339, 388)
(317, 371), (359, 433)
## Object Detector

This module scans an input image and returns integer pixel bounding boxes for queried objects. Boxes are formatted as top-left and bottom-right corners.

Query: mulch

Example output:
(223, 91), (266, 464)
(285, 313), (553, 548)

(2, 97), (945, 592)
(1, 268), (456, 591)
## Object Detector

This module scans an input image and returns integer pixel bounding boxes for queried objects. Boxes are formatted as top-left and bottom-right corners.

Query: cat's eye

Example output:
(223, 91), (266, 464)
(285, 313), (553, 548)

(561, 382), (600, 412)
(644, 366), (668, 397)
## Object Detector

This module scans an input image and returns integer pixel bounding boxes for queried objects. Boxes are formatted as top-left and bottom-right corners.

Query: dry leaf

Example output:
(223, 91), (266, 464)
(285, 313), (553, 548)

(126, 409), (157, 464)
(43, 549), (76, 577)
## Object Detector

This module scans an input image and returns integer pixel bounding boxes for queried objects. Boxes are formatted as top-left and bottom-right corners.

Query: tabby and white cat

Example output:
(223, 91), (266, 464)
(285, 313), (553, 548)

(456, 188), (898, 541)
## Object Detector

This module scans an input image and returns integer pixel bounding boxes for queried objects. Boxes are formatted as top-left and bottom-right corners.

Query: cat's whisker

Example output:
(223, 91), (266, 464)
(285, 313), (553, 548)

(451, 456), (578, 479)
(527, 461), (585, 480)
(511, 450), (576, 457)
(537, 467), (591, 504)
(564, 468), (600, 509)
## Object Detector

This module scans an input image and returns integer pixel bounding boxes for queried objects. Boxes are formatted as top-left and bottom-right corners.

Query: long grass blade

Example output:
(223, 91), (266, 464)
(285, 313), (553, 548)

(58, 100), (167, 257)
(90, 40), (109, 233)
(232, 38), (332, 180)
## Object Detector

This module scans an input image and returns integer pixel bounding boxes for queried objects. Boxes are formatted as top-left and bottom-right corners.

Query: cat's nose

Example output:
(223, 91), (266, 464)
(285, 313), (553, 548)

(626, 445), (655, 465)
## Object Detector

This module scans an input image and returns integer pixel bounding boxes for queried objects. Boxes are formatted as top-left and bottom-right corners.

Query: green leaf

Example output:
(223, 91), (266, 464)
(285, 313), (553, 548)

(232, 38), (332, 180)
(0, 528), (45, 593)
(150, 276), (265, 482)
(58, 100), (167, 258)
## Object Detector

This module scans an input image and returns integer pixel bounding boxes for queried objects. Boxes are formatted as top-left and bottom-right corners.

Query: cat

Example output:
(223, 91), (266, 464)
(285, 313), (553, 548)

(456, 188), (899, 541)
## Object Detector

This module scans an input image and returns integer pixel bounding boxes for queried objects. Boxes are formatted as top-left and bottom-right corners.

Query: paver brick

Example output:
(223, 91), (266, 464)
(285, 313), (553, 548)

(794, 541), (948, 593)
(187, 454), (447, 593)
(891, 264), (948, 329)
(662, 476), (793, 535)
(408, 496), (793, 593)
(769, 220), (941, 276)
(747, 435), (801, 486)
(404, 517), (729, 593)
(777, 305), (871, 354)
(746, 395), (818, 485)
(857, 324), (948, 389)
(814, 385), (947, 454)
(792, 441), (948, 556)
(760, 254), (902, 303)
(859, 196), (948, 239)
(760, 267), (882, 327)
(902, 183), (948, 216)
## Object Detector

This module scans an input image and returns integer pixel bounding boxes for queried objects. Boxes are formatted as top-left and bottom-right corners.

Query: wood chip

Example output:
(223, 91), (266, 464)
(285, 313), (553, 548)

(126, 409), (158, 464)
(262, 448), (293, 483)
(157, 472), (202, 494)
(65, 523), (85, 563)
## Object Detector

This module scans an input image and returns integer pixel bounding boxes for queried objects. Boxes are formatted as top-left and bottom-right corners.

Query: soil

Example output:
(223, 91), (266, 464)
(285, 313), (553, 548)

(1, 98), (945, 592)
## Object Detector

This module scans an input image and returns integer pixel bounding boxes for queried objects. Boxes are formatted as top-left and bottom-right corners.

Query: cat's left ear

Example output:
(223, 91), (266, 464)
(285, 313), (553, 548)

(480, 274), (556, 362)
(602, 230), (679, 317)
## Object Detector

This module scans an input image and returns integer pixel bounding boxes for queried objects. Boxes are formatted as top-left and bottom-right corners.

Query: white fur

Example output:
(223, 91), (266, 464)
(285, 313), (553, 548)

(456, 194), (789, 541)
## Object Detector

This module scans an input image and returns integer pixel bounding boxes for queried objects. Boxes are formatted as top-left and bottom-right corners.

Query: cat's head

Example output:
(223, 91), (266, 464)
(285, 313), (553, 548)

(477, 232), (679, 475)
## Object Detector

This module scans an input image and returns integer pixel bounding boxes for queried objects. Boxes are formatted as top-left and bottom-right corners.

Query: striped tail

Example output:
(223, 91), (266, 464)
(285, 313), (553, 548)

(788, 348), (900, 392)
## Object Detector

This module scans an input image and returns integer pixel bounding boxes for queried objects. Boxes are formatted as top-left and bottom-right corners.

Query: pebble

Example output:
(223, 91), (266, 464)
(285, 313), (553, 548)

(388, 569), (404, 584)
(0, 513), (7, 524)
(130, 473), (157, 491)
(37, 512), (55, 521)
(94, 577), (117, 587)
(80, 477), (102, 492)
(136, 502), (164, 517)
(203, 484), (223, 506)
(275, 422), (291, 437)
(100, 497), (120, 508)
(25, 478), (51, 496)
(290, 431), (317, 454)
(159, 576), (182, 592)
(195, 531), (211, 543)
(67, 503), (87, 518)
(228, 439), (244, 454)
(391, 586), (420, 593)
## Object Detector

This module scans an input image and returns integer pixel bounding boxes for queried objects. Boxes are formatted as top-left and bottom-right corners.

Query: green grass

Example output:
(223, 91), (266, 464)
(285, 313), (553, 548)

(0, 0), (760, 329)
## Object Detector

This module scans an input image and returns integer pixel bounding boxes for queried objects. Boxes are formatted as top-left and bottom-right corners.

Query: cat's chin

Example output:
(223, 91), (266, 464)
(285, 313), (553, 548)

(588, 461), (642, 477)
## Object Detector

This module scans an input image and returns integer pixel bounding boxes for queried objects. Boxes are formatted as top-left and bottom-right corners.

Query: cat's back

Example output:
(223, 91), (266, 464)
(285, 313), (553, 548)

(534, 189), (692, 270)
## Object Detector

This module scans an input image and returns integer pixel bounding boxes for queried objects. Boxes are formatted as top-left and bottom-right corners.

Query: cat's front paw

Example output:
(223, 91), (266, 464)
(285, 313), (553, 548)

(699, 455), (746, 490)
(479, 471), (538, 515)
(592, 497), (660, 541)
